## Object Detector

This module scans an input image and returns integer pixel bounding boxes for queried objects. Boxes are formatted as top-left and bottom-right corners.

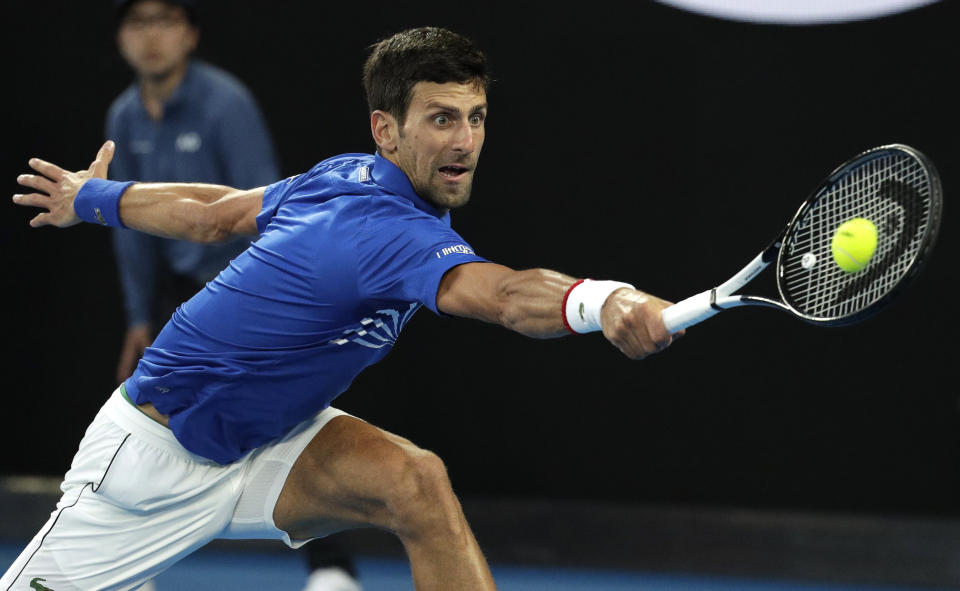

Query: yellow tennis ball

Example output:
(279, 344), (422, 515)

(831, 217), (878, 273)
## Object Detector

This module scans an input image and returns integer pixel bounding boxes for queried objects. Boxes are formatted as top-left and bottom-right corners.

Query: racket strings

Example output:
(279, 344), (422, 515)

(779, 152), (931, 320)
(833, 179), (924, 303)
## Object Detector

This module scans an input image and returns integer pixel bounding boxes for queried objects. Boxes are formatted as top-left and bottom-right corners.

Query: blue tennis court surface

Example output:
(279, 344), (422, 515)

(1, 542), (943, 591)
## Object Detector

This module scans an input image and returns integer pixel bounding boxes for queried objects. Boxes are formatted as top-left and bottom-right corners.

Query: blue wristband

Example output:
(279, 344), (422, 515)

(74, 178), (134, 228)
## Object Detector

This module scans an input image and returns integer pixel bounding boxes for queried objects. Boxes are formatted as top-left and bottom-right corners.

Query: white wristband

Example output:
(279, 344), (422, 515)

(562, 279), (635, 334)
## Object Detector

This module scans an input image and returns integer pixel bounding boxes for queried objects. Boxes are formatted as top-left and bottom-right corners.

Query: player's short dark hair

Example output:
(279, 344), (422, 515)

(362, 27), (491, 125)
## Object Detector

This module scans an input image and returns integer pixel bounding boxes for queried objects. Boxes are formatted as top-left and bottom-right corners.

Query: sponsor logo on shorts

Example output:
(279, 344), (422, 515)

(30, 578), (54, 591)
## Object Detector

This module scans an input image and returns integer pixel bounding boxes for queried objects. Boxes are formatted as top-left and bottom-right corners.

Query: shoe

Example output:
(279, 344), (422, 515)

(302, 566), (362, 591)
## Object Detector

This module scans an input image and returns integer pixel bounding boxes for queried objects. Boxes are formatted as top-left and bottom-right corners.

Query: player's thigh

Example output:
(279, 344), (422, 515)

(221, 406), (353, 547)
(1, 482), (223, 591)
(273, 414), (445, 540)
(223, 407), (452, 547)
(1, 390), (241, 590)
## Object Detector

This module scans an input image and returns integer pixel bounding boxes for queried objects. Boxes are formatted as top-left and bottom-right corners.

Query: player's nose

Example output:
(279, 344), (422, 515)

(450, 122), (476, 153)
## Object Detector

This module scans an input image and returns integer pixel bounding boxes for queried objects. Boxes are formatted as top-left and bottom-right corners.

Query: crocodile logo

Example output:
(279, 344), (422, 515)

(30, 578), (54, 591)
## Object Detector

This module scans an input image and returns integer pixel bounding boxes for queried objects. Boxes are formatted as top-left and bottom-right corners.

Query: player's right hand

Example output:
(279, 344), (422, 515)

(601, 288), (681, 360)
(13, 140), (116, 228)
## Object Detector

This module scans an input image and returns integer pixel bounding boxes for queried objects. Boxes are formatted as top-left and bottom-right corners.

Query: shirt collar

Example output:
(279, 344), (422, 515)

(136, 60), (195, 118)
(163, 60), (196, 113)
(372, 153), (450, 222)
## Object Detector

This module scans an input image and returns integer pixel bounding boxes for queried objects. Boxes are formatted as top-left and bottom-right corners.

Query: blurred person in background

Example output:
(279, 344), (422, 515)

(110, 0), (359, 588)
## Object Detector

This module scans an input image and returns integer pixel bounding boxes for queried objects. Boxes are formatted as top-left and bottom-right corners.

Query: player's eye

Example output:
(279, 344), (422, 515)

(469, 114), (484, 127)
(433, 114), (451, 126)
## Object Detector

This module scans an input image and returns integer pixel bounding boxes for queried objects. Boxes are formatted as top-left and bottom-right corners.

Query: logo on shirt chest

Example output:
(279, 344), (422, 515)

(330, 303), (419, 349)
(131, 140), (153, 154)
(176, 132), (202, 153)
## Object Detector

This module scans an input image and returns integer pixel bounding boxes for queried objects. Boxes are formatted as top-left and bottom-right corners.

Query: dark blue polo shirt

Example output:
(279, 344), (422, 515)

(107, 60), (279, 326)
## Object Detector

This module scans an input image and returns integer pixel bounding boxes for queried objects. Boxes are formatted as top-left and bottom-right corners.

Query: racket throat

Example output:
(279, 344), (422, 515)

(661, 290), (723, 332)
(709, 288), (725, 311)
(713, 292), (785, 312)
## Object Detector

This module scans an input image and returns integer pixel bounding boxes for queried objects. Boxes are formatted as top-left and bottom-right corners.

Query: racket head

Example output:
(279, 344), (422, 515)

(776, 144), (942, 326)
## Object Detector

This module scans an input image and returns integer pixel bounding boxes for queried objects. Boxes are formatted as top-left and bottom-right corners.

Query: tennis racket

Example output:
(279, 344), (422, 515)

(661, 143), (942, 333)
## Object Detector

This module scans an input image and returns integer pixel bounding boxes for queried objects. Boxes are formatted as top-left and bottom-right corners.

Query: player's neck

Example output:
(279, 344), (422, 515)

(138, 60), (189, 121)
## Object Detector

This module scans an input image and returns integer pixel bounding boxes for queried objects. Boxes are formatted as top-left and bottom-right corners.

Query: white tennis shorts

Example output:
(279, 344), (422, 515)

(1, 387), (349, 591)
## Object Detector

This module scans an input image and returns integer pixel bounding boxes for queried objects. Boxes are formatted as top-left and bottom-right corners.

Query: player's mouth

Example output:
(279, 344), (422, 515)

(438, 164), (470, 181)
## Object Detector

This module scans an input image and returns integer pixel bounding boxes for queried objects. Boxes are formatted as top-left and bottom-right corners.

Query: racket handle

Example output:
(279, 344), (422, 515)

(661, 291), (719, 333)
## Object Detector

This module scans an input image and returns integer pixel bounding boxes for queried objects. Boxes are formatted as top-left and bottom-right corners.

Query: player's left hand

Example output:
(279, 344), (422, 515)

(601, 288), (681, 360)
(13, 140), (115, 228)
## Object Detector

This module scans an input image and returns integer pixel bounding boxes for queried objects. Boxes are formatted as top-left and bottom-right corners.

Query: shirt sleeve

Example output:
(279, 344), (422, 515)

(107, 104), (161, 327)
(356, 206), (488, 314)
(105, 107), (134, 182)
(214, 87), (280, 189)
(112, 229), (161, 327)
(255, 177), (295, 234)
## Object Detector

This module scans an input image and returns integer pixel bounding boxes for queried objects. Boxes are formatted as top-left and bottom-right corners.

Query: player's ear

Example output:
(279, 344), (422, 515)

(371, 110), (398, 154)
(116, 28), (129, 60)
(185, 25), (199, 53)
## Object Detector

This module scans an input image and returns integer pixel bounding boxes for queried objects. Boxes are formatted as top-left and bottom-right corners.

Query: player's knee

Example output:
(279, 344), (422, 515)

(385, 447), (450, 511)
(381, 447), (461, 537)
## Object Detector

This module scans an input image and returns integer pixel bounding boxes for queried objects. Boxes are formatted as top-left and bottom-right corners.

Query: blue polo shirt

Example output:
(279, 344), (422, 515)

(107, 60), (279, 326)
(125, 153), (487, 464)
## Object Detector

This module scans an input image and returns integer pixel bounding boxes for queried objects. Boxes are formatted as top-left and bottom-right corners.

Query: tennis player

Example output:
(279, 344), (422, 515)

(6, 27), (677, 591)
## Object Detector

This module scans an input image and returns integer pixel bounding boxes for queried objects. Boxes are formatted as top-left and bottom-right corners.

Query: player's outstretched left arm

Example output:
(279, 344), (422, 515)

(14, 141), (264, 241)
(437, 262), (679, 360)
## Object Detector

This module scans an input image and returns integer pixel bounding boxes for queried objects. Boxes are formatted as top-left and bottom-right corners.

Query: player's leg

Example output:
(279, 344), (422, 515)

(273, 416), (496, 591)
(0, 389), (242, 590)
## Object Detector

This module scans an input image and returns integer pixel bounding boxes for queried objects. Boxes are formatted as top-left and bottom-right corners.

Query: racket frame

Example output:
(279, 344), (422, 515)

(660, 144), (942, 333)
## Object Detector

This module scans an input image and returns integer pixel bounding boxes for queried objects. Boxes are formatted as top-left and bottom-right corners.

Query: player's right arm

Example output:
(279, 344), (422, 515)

(437, 262), (677, 360)
(13, 141), (263, 241)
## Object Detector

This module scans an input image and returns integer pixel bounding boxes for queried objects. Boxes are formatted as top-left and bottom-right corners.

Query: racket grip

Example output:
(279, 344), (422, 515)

(661, 291), (719, 333)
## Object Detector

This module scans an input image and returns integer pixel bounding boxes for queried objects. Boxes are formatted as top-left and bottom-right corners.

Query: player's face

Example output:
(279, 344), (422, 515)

(394, 81), (487, 211)
(117, 1), (197, 82)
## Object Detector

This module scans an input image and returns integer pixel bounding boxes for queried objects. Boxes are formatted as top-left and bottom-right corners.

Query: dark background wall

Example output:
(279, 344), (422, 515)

(3, 1), (958, 519)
